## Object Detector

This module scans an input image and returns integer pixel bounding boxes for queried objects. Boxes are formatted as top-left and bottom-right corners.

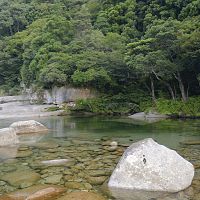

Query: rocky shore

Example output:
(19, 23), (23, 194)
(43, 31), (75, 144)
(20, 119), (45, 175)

(0, 102), (65, 119)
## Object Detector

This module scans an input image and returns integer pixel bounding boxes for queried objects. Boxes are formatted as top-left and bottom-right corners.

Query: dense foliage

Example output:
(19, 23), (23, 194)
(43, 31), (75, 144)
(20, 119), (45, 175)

(0, 0), (200, 111)
(155, 98), (200, 117)
(70, 94), (141, 115)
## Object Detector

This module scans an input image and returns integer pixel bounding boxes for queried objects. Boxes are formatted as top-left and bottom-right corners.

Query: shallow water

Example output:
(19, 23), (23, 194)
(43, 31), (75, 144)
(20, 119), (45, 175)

(0, 116), (200, 199)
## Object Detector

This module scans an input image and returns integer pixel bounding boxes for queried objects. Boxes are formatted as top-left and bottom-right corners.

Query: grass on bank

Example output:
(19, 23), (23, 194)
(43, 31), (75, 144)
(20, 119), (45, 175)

(70, 95), (200, 117)
(154, 97), (200, 117)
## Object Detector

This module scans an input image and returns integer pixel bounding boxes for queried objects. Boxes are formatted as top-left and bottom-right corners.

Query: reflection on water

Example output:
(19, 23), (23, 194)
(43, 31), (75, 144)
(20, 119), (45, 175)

(1, 116), (197, 148)
(109, 187), (169, 200)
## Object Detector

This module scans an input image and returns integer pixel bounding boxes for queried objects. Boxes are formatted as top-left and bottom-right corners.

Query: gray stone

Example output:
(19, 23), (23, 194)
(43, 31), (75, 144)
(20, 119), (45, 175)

(40, 159), (73, 167)
(129, 112), (168, 123)
(108, 138), (194, 192)
(10, 120), (48, 135)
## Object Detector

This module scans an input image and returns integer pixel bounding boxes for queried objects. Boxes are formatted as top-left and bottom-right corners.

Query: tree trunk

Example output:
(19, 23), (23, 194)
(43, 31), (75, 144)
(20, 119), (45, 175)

(152, 70), (175, 100)
(174, 85), (177, 99)
(197, 78), (200, 88)
(165, 83), (175, 100)
(187, 84), (190, 99)
(150, 76), (156, 102)
(175, 72), (187, 102)
(17, 20), (20, 32)
(9, 26), (13, 36)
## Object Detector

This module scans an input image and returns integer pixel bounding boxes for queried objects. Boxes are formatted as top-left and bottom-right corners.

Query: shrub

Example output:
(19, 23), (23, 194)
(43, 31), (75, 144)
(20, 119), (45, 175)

(70, 95), (140, 115)
(155, 97), (200, 117)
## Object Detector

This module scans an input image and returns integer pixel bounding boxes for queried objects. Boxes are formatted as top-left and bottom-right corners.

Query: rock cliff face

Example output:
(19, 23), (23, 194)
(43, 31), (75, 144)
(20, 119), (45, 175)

(108, 138), (194, 193)
(28, 86), (96, 104)
(0, 86), (96, 105)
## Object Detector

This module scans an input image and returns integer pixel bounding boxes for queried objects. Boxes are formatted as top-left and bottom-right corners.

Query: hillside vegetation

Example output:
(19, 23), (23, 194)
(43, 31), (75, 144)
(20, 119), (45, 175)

(0, 0), (200, 114)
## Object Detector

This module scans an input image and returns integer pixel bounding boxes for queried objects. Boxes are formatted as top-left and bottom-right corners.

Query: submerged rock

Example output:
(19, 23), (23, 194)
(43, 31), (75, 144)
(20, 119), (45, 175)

(108, 138), (194, 192)
(41, 159), (70, 166)
(108, 187), (168, 200)
(44, 174), (63, 184)
(180, 140), (200, 145)
(0, 120), (48, 146)
(1, 169), (40, 188)
(56, 191), (106, 200)
(10, 120), (48, 135)
(5, 184), (66, 200)
(0, 128), (19, 146)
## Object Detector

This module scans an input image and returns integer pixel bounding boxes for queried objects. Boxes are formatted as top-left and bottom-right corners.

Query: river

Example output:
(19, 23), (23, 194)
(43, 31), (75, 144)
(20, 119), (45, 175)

(0, 116), (200, 199)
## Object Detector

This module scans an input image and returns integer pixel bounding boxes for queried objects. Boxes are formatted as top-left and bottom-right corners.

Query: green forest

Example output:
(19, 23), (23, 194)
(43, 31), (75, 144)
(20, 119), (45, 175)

(0, 0), (200, 116)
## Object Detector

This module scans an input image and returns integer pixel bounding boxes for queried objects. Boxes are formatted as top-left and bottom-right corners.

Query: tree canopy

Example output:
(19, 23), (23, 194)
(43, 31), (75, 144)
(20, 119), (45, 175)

(0, 0), (199, 101)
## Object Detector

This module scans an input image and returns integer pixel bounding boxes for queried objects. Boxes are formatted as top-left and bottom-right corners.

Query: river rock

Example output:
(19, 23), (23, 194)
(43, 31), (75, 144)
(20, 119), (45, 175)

(0, 128), (19, 146)
(1, 169), (40, 188)
(56, 191), (106, 200)
(16, 150), (33, 158)
(44, 174), (63, 184)
(129, 112), (168, 123)
(10, 120), (48, 135)
(40, 159), (71, 167)
(86, 175), (107, 185)
(65, 182), (85, 189)
(108, 138), (194, 192)
(5, 185), (66, 200)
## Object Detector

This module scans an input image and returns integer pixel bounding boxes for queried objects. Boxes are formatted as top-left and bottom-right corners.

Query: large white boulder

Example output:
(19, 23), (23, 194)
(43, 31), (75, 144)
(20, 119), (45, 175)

(108, 138), (194, 192)
(0, 128), (19, 146)
(10, 120), (48, 135)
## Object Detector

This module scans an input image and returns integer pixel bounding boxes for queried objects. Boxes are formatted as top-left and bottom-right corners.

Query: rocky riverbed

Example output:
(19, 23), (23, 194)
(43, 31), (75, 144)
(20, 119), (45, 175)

(0, 136), (200, 200)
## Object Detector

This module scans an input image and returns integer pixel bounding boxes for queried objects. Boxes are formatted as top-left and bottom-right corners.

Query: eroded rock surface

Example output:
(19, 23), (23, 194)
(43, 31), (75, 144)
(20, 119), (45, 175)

(108, 138), (194, 192)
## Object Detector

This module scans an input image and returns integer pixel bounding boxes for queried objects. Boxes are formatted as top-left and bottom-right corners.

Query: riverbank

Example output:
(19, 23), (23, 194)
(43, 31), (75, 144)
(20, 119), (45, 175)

(1, 94), (200, 120)
(0, 102), (66, 119)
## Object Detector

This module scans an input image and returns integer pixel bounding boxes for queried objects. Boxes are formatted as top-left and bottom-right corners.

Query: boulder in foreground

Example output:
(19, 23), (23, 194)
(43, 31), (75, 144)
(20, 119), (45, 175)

(108, 138), (194, 192)
(10, 120), (48, 135)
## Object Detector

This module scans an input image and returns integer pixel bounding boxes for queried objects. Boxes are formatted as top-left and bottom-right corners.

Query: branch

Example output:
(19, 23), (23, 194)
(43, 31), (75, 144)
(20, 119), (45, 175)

(152, 69), (161, 81)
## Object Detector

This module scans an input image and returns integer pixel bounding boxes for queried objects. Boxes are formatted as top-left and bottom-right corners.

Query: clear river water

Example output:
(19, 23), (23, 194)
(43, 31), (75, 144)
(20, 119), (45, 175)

(0, 116), (200, 199)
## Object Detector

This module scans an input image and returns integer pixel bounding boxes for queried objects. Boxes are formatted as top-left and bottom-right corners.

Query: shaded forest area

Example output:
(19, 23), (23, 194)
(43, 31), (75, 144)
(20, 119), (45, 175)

(0, 0), (200, 114)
